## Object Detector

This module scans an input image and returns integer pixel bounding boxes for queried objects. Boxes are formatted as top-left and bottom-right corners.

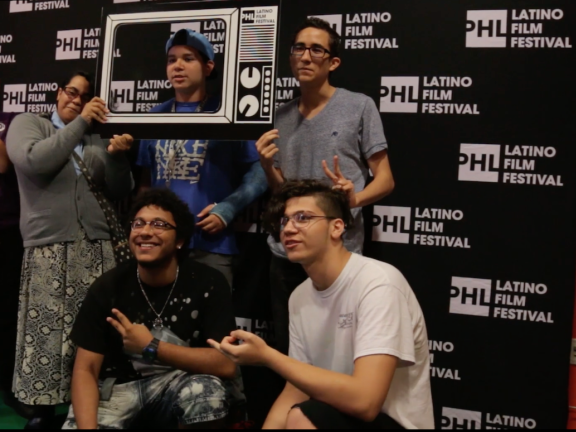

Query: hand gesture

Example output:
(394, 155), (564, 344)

(108, 134), (134, 154)
(207, 330), (271, 366)
(107, 309), (153, 354)
(255, 129), (280, 170)
(81, 97), (109, 125)
(197, 204), (226, 235)
(322, 155), (357, 208)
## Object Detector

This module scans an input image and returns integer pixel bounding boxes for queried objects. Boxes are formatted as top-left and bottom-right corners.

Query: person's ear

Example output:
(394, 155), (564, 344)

(330, 218), (346, 241)
(205, 60), (215, 78)
(329, 57), (341, 72)
(176, 241), (184, 250)
(56, 88), (63, 102)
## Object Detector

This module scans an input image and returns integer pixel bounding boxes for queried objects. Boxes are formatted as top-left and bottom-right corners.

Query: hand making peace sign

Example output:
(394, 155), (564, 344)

(322, 155), (357, 208)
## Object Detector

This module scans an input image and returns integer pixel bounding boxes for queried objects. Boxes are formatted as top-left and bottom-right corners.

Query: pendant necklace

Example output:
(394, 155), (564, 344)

(137, 266), (180, 329)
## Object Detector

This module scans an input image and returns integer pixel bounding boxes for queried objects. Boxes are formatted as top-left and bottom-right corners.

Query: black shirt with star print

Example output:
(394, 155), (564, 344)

(70, 258), (234, 383)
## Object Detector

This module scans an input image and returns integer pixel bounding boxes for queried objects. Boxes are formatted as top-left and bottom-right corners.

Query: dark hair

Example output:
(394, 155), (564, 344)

(263, 179), (353, 241)
(59, 70), (94, 97)
(127, 189), (195, 259)
(291, 17), (341, 58)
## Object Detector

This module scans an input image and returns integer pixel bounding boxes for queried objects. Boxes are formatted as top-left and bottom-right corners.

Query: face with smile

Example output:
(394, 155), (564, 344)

(280, 196), (344, 265)
(167, 45), (214, 95)
(56, 75), (91, 124)
(290, 27), (340, 85)
(129, 205), (183, 268)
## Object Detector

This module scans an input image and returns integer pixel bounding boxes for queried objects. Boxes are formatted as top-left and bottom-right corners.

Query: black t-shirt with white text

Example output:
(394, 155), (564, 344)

(71, 258), (235, 383)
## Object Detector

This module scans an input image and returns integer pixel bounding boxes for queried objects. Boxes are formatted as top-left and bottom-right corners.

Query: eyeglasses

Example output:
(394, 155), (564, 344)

(130, 219), (177, 233)
(290, 44), (331, 58)
(280, 212), (337, 231)
(62, 86), (92, 104)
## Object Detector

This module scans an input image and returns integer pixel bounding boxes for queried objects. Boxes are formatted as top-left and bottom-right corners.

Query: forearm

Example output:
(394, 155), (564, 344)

(157, 343), (236, 379)
(0, 140), (10, 173)
(264, 165), (284, 192)
(354, 174), (395, 208)
(104, 150), (134, 200)
(211, 162), (268, 224)
(263, 384), (309, 429)
(263, 349), (375, 421)
(7, 114), (88, 177)
(71, 369), (100, 429)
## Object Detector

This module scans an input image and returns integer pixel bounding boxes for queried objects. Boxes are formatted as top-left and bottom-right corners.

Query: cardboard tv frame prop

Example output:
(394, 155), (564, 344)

(95, 0), (280, 139)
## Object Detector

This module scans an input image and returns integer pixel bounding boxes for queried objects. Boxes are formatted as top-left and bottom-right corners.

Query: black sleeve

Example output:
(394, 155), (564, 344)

(200, 268), (237, 344)
(70, 276), (113, 355)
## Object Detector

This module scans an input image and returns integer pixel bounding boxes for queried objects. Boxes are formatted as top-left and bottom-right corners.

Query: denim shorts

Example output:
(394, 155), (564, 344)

(62, 370), (229, 429)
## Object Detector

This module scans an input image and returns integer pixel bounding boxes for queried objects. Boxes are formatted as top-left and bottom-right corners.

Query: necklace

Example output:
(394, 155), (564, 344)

(137, 266), (180, 329)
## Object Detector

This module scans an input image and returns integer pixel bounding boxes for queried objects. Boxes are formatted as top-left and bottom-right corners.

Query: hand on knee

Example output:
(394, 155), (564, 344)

(285, 407), (317, 430)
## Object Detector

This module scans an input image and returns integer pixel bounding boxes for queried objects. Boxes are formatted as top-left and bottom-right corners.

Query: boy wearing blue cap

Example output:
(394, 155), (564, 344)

(137, 29), (267, 288)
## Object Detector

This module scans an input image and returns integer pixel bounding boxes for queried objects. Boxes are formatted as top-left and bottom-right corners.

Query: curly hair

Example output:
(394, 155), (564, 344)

(263, 179), (353, 242)
(291, 17), (341, 58)
(127, 189), (195, 258)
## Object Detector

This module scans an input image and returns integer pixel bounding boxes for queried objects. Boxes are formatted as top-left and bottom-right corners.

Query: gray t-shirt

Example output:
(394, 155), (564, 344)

(268, 87), (388, 258)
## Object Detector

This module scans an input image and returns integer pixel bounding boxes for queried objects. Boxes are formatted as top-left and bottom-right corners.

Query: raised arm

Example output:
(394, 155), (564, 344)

(70, 348), (104, 430)
(214, 331), (397, 422)
(354, 149), (394, 207)
(255, 130), (285, 191)
(6, 113), (88, 177)
(101, 134), (135, 200)
(0, 139), (10, 174)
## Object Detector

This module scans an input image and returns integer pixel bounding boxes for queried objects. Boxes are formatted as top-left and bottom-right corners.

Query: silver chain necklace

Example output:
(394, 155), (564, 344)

(137, 267), (180, 329)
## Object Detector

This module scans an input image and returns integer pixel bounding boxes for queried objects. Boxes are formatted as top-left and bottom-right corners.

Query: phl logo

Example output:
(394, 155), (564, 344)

(379, 76), (479, 115)
(466, 10), (507, 48)
(110, 81), (135, 112)
(56, 28), (120, 60)
(441, 407), (537, 429)
(458, 143), (563, 186)
(372, 206), (470, 249)
(2, 84), (27, 112)
(458, 144), (500, 183)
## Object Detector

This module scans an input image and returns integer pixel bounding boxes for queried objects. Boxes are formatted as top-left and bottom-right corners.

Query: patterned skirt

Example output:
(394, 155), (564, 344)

(12, 229), (115, 405)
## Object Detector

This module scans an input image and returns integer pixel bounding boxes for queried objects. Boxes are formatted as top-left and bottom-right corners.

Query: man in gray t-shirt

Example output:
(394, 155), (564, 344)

(256, 18), (395, 354)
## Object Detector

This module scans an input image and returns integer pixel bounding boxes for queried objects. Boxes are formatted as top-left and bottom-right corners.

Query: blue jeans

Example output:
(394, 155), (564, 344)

(62, 371), (229, 429)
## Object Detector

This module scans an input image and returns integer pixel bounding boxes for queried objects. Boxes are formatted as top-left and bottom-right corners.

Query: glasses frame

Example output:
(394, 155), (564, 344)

(62, 86), (92, 104)
(280, 212), (337, 232)
(130, 219), (177, 233)
(290, 44), (331, 59)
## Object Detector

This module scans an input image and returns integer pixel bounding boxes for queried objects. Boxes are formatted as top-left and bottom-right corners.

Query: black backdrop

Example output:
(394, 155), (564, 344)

(1, 0), (575, 428)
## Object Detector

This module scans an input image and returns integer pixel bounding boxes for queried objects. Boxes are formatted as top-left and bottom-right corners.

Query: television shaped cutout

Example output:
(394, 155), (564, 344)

(95, 0), (280, 139)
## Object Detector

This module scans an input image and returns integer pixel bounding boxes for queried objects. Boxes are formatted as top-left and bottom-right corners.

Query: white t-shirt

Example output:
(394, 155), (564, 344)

(288, 253), (434, 429)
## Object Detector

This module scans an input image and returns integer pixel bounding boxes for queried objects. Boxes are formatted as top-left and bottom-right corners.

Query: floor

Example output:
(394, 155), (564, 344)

(0, 394), (68, 430)
(0, 399), (26, 429)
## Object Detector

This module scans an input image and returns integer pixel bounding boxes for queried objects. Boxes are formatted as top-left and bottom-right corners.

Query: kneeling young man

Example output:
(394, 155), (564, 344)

(64, 189), (244, 429)
(210, 180), (433, 429)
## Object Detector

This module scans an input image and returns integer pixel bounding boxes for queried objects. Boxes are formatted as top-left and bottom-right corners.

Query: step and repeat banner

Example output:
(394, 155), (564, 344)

(1, 0), (575, 428)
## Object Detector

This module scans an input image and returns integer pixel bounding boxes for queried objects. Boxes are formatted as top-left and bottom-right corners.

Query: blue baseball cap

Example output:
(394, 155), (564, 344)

(166, 28), (215, 61)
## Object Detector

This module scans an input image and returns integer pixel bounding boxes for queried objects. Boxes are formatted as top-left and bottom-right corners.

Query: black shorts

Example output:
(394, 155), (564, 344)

(293, 399), (404, 430)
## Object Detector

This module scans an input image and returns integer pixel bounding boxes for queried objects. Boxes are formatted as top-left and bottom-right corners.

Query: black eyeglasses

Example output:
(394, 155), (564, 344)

(130, 219), (177, 233)
(290, 44), (331, 58)
(62, 86), (92, 104)
(280, 212), (337, 231)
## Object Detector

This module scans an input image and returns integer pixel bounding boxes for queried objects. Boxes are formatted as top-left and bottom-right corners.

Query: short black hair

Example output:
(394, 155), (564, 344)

(59, 71), (94, 97)
(127, 189), (195, 259)
(291, 17), (341, 58)
(263, 179), (353, 241)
